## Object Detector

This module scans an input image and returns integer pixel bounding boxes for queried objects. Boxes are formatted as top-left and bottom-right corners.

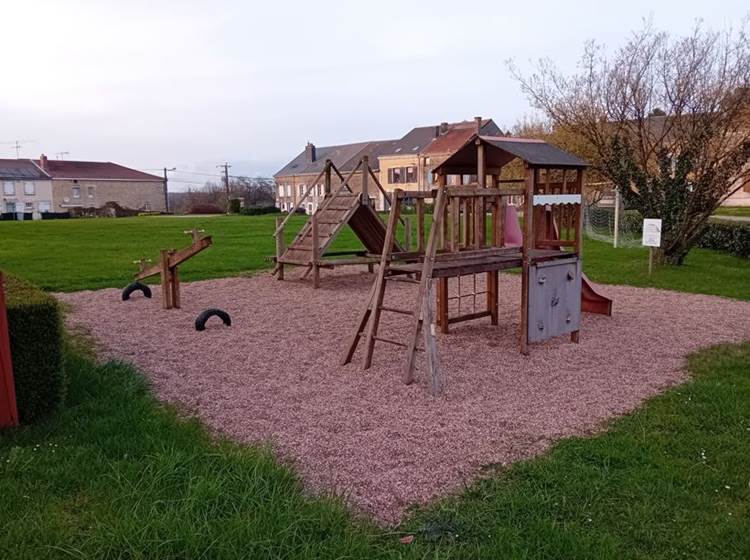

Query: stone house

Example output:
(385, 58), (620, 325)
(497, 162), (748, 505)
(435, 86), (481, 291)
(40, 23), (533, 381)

(36, 155), (166, 214)
(274, 119), (503, 212)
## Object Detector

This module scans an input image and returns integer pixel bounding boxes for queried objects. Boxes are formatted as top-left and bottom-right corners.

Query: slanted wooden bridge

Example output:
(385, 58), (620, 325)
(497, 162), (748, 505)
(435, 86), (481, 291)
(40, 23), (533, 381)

(272, 156), (401, 287)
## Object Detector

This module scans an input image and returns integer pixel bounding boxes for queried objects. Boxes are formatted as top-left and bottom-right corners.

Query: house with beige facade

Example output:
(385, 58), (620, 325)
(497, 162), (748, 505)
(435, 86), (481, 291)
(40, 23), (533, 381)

(274, 119), (503, 212)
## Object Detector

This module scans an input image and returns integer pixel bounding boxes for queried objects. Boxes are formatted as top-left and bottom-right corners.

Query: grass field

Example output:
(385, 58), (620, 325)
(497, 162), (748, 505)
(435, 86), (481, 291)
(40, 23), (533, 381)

(2, 339), (748, 558)
(1, 214), (749, 299)
(2, 214), (750, 558)
(714, 206), (750, 218)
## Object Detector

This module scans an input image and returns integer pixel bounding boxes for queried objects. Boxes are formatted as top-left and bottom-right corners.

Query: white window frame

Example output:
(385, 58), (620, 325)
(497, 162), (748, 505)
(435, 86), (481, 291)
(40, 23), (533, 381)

(3, 181), (14, 196)
(24, 182), (35, 195)
(72, 186), (81, 199)
(38, 201), (51, 213)
(87, 186), (95, 198)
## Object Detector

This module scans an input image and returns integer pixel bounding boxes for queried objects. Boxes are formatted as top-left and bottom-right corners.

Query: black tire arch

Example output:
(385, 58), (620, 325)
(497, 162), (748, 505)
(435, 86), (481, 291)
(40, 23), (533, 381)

(195, 308), (232, 331)
(122, 282), (152, 301)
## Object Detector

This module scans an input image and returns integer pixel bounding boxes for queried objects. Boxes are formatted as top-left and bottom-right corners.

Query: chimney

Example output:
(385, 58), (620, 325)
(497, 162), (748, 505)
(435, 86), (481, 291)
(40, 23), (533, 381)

(39, 153), (48, 171)
(439, 122), (449, 135)
(474, 116), (482, 134)
(305, 142), (316, 163)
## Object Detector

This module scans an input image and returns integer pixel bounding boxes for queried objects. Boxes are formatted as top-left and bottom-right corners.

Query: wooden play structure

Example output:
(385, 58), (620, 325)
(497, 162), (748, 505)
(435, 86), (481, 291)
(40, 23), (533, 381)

(342, 119), (612, 395)
(272, 156), (402, 288)
(133, 228), (212, 309)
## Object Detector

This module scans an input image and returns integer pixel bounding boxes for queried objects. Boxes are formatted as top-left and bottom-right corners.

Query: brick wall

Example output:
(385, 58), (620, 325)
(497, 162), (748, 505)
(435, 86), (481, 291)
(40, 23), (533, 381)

(51, 179), (166, 213)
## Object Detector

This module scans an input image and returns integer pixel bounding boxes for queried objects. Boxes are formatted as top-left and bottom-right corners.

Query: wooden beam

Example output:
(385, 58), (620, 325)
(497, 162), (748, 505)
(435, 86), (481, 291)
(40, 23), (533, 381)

(136, 236), (213, 280)
(275, 216), (285, 280)
(520, 166), (536, 355)
(312, 212), (320, 289)
(361, 155), (369, 205)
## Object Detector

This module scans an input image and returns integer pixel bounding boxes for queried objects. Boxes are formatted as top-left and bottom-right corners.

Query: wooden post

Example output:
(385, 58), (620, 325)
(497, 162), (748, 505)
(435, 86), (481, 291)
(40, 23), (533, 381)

(324, 159), (332, 196)
(170, 268), (180, 308)
(487, 270), (498, 325)
(361, 156), (369, 206)
(403, 184), (447, 388)
(438, 278), (449, 334)
(160, 249), (172, 310)
(403, 216), (412, 251)
(275, 216), (285, 280)
(574, 169), (584, 256)
(520, 167), (536, 355)
(311, 212), (320, 289)
(0, 272), (19, 428)
(416, 198), (425, 253)
(450, 196), (460, 252)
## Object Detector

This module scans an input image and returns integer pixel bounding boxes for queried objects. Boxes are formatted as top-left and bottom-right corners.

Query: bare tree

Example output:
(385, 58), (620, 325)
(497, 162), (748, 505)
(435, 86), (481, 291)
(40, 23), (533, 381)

(510, 20), (750, 264)
(512, 115), (610, 204)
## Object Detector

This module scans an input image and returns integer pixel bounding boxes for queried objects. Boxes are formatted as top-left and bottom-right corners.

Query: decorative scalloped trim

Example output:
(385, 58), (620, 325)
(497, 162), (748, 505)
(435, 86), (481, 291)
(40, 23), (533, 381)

(532, 194), (582, 206)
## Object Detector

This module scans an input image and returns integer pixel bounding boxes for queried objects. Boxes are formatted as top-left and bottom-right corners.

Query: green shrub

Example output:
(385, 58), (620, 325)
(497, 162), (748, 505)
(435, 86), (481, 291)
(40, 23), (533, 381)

(239, 205), (281, 216)
(698, 221), (750, 259)
(228, 198), (242, 214)
(4, 274), (65, 423)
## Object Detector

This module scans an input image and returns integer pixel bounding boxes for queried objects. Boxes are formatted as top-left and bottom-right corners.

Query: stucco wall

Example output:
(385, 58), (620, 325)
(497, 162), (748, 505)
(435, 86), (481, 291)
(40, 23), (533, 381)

(1, 179), (54, 218)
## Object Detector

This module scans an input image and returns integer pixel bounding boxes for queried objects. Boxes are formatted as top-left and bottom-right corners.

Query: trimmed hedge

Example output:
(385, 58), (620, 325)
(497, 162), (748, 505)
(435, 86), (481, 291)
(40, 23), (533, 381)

(4, 275), (65, 423)
(698, 220), (750, 259)
(239, 205), (280, 216)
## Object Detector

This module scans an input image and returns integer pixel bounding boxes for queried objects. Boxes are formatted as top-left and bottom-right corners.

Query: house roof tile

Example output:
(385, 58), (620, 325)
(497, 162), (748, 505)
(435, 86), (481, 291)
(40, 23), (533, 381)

(0, 159), (49, 180)
(36, 159), (162, 181)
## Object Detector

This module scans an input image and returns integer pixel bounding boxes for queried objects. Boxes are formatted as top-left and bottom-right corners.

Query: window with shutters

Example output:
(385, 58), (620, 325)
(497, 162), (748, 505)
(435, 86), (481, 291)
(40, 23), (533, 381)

(405, 167), (416, 183)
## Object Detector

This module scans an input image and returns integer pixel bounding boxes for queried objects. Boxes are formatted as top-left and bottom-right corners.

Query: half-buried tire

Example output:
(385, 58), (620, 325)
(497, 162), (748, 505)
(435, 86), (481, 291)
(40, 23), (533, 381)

(195, 308), (232, 331)
(122, 282), (152, 301)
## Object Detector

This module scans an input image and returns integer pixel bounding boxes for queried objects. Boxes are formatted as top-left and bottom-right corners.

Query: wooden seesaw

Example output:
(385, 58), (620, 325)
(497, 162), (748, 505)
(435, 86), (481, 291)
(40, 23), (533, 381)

(133, 228), (212, 310)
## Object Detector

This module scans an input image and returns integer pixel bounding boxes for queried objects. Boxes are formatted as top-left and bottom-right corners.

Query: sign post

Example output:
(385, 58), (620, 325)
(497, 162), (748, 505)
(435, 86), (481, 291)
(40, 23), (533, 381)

(641, 218), (662, 276)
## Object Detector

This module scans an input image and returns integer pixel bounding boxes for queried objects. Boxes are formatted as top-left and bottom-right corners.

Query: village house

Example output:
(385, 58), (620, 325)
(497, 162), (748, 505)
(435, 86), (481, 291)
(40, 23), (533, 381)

(0, 159), (54, 219)
(1, 155), (166, 219)
(36, 155), (166, 214)
(274, 119), (503, 212)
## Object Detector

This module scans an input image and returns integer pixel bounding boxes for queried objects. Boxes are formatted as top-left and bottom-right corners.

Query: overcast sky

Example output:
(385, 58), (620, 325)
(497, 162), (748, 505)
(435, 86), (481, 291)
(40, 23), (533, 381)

(1, 0), (748, 189)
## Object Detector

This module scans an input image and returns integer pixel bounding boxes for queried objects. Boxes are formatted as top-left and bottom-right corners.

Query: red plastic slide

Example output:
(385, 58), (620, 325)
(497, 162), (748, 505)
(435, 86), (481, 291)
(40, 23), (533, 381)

(581, 273), (613, 316)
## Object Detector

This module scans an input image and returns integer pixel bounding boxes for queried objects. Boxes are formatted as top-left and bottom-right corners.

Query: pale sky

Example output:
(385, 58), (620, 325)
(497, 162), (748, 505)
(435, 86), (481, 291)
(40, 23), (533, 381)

(1, 0), (748, 189)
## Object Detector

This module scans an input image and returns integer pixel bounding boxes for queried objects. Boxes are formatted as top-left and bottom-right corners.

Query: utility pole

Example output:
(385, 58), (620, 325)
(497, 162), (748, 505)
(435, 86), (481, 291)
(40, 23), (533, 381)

(217, 162), (232, 212)
(163, 167), (176, 214)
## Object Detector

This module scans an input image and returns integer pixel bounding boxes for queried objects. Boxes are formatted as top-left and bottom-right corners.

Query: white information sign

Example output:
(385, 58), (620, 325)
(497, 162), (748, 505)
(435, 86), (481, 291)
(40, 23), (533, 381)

(642, 219), (662, 248)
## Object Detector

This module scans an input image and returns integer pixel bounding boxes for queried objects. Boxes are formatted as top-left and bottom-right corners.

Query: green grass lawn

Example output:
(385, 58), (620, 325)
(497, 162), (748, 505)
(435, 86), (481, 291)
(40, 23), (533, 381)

(714, 206), (750, 218)
(2, 340), (748, 558)
(2, 214), (750, 558)
(1, 215), (749, 299)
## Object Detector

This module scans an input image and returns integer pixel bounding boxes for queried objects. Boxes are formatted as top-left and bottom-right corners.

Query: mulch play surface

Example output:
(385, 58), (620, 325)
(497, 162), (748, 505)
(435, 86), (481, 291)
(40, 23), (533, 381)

(58, 270), (750, 524)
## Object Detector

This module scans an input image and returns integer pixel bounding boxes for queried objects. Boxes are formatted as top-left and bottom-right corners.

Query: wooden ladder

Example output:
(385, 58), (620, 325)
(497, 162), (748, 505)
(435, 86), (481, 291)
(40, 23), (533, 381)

(341, 186), (448, 395)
